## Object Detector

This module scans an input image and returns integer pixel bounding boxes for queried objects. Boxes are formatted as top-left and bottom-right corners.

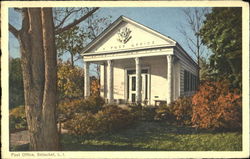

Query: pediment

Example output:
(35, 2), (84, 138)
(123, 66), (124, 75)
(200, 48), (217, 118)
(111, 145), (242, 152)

(82, 16), (176, 55)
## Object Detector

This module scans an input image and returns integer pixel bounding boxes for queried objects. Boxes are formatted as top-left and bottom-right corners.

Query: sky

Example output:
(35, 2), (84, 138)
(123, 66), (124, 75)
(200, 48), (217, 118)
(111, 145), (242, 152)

(9, 7), (211, 69)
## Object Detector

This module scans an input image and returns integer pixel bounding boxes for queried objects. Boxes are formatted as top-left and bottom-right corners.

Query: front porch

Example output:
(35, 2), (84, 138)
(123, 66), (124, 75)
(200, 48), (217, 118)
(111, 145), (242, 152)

(84, 54), (178, 106)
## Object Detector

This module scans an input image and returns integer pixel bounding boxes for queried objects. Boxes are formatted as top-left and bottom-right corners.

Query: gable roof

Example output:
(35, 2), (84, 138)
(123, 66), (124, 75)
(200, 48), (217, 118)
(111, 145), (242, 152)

(81, 15), (177, 54)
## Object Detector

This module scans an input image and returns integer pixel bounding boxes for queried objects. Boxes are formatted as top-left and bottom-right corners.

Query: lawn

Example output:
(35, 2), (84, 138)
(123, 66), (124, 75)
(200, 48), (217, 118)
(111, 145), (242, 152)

(61, 121), (242, 151)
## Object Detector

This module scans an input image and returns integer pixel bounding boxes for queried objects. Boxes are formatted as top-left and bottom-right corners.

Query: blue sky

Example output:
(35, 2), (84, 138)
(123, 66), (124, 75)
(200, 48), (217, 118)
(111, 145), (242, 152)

(9, 7), (211, 68)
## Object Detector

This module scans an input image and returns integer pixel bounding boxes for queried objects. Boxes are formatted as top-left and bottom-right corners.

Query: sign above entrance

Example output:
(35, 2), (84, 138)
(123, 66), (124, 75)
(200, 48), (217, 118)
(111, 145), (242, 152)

(117, 27), (132, 44)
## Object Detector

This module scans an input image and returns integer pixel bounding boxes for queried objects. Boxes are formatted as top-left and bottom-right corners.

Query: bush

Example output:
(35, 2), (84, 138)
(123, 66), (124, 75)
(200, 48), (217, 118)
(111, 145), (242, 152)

(58, 96), (105, 120)
(130, 105), (156, 121)
(63, 112), (97, 136)
(192, 81), (242, 130)
(9, 105), (27, 132)
(155, 97), (192, 125)
(64, 105), (134, 136)
(95, 105), (134, 132)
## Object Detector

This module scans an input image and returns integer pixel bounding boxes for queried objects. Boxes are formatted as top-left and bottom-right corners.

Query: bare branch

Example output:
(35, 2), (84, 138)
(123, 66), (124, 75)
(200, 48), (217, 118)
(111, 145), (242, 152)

(55, 7), (99, 35)
(55, 8), (82, 30)
(9, 23), (19, 38)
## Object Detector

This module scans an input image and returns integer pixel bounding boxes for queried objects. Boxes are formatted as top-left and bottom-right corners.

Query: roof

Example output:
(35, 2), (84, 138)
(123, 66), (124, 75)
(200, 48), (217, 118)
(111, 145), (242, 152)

(81, 15), (198, 67)
(81, 15), (177, 54)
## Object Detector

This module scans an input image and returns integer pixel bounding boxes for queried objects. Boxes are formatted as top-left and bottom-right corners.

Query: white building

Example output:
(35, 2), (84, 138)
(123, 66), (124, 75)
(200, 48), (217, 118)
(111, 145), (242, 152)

(81, 16), (198, 105)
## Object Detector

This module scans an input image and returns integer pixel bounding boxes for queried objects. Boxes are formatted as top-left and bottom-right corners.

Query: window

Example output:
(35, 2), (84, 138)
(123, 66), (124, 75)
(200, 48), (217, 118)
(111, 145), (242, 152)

(184, 70), (197, 92)
(132, 76), (136, 91)
(184, 70), (187, 92)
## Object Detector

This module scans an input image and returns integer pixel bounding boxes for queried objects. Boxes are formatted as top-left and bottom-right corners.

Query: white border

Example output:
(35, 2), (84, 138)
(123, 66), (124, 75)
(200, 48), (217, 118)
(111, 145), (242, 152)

(1, 1), (249, 158)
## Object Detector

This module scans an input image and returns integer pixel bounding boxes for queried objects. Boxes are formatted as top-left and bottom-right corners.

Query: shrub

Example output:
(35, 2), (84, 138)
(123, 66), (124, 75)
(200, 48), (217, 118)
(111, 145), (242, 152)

(192, 81), (242, 130)
(155, 97), (192, 125)
(154, 105), (176, 123)
(63, 112), (97, 136)
(64, 105), (134, 136)
(58, 96), (105, 120)
(9, 105), (27, 132)
(95, 105), (134, 132)
(130, 105), (156, 121)
(90, 78), (100, 96)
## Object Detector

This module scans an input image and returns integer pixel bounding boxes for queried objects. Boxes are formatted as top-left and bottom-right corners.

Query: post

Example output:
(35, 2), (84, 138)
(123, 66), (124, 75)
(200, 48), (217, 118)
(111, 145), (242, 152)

(107, 60), (113, 103)
(167, 55), (173, 104)
(135, 57), (142, 104)
(84, 62), (90, 98)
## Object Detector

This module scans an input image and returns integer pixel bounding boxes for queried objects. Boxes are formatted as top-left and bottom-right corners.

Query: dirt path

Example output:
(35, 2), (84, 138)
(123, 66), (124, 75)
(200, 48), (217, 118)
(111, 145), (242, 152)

(10, 127), (68, 147)
(10, 130), (30, 146)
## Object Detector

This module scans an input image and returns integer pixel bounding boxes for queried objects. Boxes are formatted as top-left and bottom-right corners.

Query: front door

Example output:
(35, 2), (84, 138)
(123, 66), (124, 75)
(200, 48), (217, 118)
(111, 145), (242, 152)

(128, 74), (137, 102)
(128, 73), (148, 103)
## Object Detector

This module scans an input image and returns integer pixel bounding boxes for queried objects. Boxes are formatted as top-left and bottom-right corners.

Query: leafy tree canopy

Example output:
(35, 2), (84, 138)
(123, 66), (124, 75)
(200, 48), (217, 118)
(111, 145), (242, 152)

(57, 60), (84, 100)
(199, 7), (242, 89)
(9, 57), (24, 109)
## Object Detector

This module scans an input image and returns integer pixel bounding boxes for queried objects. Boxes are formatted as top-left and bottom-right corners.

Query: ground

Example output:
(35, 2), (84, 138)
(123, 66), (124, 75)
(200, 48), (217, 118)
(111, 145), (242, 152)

(10, 121), (242, 151)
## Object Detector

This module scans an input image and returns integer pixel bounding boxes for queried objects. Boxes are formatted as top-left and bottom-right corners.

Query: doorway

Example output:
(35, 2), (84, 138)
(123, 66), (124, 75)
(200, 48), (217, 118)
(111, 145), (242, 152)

(127, 69), (149, 103)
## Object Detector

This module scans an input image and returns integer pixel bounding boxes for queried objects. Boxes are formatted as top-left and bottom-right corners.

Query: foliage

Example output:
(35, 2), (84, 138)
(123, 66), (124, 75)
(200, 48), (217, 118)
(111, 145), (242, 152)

(9, 58), (24, 109)
(56, 26), (87, 66)
(64, 105), (134, 136)
(199, 57), (211, 81)
(199, 8), (242, 89)
(90, 77), (100, 96)
(58, 96), (105, 120)
(57, 61), (84, 100)
(9, 105), (27, 132)
(155, 97), (193, 125)
(130, 105), (156, 121)
(55, 11), (111, 67)
(192, 81), (242, 130)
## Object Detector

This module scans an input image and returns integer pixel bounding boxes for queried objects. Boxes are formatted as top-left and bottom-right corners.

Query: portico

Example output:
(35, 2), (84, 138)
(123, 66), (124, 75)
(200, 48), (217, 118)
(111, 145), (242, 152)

(81, 16), (198, 105)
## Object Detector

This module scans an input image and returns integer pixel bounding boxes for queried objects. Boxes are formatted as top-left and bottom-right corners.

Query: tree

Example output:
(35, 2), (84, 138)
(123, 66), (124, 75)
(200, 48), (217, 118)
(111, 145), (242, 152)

(9, 57), (24, 109)
(199, 57), (210, 81)
(178, 8), (209, 82)
(90, 76), (100, 96)
(199, 7), (242, 89)
(55, 8), (111, 68)
(9, 7), (99, 150)
(86, 14), (111, 79)
(56, 26), (88, 67)
(57, 61), (84, 100)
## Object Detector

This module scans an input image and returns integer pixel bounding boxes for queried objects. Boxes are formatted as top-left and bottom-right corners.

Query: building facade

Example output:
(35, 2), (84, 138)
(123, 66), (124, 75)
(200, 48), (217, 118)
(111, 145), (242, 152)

(81, 16), (198, 105)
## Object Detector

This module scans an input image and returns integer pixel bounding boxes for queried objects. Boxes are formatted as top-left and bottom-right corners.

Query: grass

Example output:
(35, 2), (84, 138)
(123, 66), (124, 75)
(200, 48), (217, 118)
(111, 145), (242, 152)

(61, 121), (242, 151)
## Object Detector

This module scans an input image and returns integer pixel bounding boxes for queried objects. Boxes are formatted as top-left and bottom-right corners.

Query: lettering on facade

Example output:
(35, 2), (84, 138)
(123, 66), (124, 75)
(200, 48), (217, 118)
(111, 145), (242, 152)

(108, 41), (155, 51)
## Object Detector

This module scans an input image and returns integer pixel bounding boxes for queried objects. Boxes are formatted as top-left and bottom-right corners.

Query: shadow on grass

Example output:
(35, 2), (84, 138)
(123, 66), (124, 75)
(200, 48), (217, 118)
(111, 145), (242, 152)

(10, 121), (242, 151)
(62, 142), (159, 151)
(59, 121), (219, 151)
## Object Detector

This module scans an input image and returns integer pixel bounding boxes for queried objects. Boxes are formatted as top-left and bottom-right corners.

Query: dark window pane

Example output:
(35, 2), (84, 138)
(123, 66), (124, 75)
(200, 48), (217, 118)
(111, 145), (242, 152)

(127, 75), (129, 99)
(142, 69), (148, 73)
(132, 94), (136, 102)
(127, 70), (135, 74)
(132, 76), (136, 91)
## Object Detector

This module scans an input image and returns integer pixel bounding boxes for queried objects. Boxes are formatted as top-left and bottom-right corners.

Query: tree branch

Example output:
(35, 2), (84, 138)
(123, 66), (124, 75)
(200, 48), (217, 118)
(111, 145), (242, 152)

(54, 8), (82, 30)
(55, 7), (99, 35)
(9, 23), (19, 38)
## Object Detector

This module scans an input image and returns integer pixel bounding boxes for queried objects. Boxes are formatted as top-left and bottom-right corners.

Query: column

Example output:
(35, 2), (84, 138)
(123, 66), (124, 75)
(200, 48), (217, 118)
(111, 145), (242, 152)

(100, 63), (107, 98)
(167, 55), (173, 104)
(107, 60), (113, 103)
(84, 62), (90, 98)
(135, 57), (142, 104)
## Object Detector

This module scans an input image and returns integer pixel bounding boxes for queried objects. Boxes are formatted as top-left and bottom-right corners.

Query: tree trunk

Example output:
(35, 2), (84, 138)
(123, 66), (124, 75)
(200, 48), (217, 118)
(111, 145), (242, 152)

(70, 52), (74, 67)
(19, 8), (59, 151)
